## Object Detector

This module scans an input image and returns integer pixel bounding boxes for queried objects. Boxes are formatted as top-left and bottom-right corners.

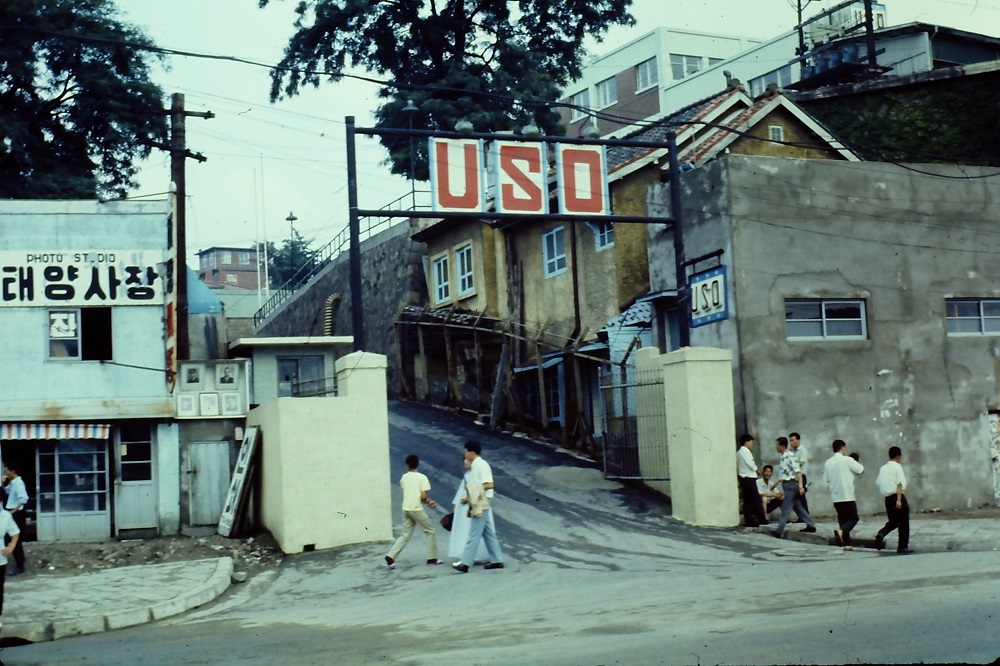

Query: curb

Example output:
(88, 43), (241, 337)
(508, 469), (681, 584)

(2, 557), (234, 644)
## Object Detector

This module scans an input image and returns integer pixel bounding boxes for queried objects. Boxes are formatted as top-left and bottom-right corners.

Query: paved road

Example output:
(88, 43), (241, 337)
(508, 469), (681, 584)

(6, 402), (1000, 665)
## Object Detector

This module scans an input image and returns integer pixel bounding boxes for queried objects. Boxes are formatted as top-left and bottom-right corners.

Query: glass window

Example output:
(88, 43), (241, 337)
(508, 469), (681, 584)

(48, 308), (112, 361)
(595, 221), (614, 250)
(570, 89), (590, 122)
(785, 299), (866, 340)
(636, 57), (658, 90)
(769, 125), (784, 143)
(239, 252), (250, 265)
(596, 77), (617, 108)
(543, 227), (567, 278)
(456, 244), (474, 296)
(221, 251), (232, 265)
(946, 299), (1000, 335)
(120, 424), (153, 482)
(277, 355), (327, 397)
(433, 254), (450, 304)
(670, 54), (703, 80)
(37, 439), (109, 514)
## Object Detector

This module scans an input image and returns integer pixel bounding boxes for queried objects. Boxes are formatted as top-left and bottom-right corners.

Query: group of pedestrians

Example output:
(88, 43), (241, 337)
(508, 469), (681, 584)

(738, 433), (911, 554)
(384, 440), (504, 573)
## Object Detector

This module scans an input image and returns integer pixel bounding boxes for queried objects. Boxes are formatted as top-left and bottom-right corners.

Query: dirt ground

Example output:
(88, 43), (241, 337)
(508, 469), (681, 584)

(17, 529), (283, 579)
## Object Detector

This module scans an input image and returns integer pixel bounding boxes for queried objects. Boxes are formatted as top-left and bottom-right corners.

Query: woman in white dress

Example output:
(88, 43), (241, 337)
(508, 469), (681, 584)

(448, 457), (492, 563)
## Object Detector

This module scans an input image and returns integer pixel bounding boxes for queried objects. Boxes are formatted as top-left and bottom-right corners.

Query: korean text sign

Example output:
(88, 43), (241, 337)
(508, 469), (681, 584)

(0, 250), (166, 306)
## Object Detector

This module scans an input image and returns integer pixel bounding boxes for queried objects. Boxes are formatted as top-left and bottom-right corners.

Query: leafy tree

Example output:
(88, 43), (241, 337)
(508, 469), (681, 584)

(0, 0), (167, 199)
(259, 0), (634, 178)
(259, 228), (317, 288)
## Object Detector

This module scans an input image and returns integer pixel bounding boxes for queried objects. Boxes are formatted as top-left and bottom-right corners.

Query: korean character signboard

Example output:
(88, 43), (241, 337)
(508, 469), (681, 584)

(0, 250), (165, 307)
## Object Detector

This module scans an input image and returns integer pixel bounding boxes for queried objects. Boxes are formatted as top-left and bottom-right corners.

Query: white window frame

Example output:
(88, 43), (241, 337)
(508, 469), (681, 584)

(432, 254), (450, 304)
(945, 298), (1000, 335)
(542, 227), (567, 278)
(570, 89), (590, 122)
(239, 252), (250, 265)
(769, 125), (784, 143)
(596, 77), (617, 108)
(785, 299), (867, 340)
(670, 53), (703, 80)
(636, 57), (658, 91)
(221, 251), (232, 265)
(456, 244), (474, 297)
(594, 221), (614, 250)
(48, 309), (81, 360)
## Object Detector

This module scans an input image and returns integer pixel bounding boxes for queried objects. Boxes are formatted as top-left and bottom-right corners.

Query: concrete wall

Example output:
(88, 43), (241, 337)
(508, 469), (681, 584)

(256, 223), (426, 396)
(660, 347), (739, 527)
(650, 155), (1000, 515)
(246, 351), (392, 554)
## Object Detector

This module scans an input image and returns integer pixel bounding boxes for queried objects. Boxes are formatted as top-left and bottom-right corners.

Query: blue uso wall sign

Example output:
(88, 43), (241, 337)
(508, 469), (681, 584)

(690, 266), (729, 328)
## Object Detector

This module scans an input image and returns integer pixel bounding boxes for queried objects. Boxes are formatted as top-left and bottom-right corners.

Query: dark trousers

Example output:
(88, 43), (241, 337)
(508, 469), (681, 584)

(833, 501), (860, 546)
(0, 564), (5, 615)
(800, 473), (810, 512)
(765, 497), (783, 514)
(8, 510), (25, 570)
(739, 476), (766, 526)
(878, 494), (910, 551)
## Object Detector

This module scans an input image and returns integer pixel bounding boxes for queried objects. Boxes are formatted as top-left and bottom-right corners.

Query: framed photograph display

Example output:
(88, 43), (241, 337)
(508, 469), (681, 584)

(176, 393), (198, 418)
(181, 363), (205, 390)
(216, 363), (239, 387)
(199, 392), (220, 417)
(221, 392), (242, 416)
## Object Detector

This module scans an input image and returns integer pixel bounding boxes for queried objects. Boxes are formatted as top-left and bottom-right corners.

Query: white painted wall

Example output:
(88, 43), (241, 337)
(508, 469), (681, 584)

(660, 347), (739, 527)
(247, 351), (392, 554)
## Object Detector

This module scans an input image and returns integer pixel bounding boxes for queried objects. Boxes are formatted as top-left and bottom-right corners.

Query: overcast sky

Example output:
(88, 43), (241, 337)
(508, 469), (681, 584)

(120, 0), (1000, 265)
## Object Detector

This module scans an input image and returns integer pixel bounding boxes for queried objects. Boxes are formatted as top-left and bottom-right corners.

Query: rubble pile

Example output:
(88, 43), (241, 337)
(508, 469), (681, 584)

(26, 531), (283, 578)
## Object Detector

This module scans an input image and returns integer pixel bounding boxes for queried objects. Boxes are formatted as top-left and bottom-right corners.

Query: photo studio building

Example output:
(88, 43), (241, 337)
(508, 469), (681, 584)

(0, 200), (181, 542)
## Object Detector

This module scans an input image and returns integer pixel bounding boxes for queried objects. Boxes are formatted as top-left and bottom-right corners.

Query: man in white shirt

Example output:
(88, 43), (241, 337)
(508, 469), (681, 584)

(3, 464), (28, 576)
(0, 507), (20, 626)
(874, 446), (910, 554)
(757, 465), (783, 517)
(789, 432), (810, 513)
(736, 434), (767, 527)
(823, 439), (864, 549)
(454, 440), (504, 573)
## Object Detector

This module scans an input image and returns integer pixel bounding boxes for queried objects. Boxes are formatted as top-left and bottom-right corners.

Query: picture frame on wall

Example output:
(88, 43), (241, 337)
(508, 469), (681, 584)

(216, 362), (239, 387)
(221, 392), (241, 416)
(181, 363), (205, 390)
(199, 392), (220, 417)
(176, 393), (198, 418)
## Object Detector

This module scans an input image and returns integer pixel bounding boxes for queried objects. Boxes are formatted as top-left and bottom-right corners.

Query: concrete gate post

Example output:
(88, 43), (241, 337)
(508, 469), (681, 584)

(661, 347), (739, 527)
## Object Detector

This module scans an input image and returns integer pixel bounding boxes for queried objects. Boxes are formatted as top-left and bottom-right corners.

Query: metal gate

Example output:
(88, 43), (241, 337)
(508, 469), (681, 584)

(599, 364), (669, 480)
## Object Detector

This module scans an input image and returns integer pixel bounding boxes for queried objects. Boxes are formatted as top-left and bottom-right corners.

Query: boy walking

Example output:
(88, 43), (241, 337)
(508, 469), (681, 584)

(385, 455), (442, 568)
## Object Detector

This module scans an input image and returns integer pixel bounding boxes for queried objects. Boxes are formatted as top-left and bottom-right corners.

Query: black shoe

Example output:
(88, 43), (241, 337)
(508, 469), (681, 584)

(384, 556), (395, 569)
(874, 534), (885, 550)
(759, 520), (771, 526)
(8, 567), (24, 577)
(769, 530), (784, 539)
(897, 548), (912, 555)
(800, 526), (817, 533)
(452, 563), (469, 574)
(484, 562), (505, 570)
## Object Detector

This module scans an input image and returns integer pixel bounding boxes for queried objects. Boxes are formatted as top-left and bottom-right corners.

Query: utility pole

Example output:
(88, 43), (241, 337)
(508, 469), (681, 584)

(168, 93), (213, 360)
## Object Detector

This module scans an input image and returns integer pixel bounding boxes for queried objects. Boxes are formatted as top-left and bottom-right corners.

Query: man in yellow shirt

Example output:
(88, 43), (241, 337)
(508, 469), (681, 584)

(385, 455), (443, 568)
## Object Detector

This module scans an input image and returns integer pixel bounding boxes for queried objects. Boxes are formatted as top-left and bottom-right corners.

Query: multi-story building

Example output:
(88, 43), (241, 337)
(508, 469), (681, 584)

(197, 245), (263, 290)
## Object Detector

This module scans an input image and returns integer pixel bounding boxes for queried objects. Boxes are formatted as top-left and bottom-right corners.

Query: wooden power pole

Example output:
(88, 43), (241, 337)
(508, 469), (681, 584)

(169, 93), (212, 360)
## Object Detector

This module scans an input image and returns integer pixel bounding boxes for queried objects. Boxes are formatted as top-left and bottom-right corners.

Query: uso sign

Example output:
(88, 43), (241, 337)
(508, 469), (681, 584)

(428, 138), (610, 216)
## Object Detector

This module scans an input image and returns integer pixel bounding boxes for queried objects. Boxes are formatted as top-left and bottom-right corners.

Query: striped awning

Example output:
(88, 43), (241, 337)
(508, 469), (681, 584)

(0, 423), (111, 440)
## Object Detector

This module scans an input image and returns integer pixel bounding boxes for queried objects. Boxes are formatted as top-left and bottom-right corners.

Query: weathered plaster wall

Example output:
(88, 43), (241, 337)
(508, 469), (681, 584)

(256, 223), (426, 395)
(654, 154), (1000, 515)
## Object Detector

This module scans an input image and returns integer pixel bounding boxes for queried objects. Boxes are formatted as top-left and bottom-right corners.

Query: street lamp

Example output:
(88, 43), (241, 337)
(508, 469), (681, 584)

(286, 211), (298, 280)
(402, 99), (418, 209)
